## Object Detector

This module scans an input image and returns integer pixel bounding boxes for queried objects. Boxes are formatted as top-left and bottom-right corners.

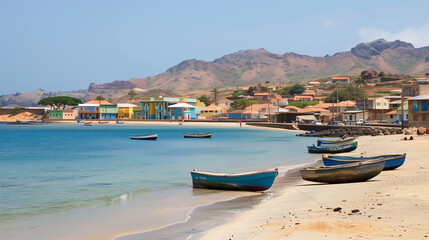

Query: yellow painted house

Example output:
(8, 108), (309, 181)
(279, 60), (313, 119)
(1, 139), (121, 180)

(117, 103), (137, 119)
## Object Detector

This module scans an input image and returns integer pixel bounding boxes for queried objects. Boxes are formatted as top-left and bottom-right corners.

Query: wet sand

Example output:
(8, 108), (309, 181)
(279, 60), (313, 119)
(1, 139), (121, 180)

(203, 134), (429, 239)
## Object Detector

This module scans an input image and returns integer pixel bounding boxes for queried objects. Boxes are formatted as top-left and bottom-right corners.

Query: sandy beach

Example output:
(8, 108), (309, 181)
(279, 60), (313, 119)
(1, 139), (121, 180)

(203, 133), (429, 240)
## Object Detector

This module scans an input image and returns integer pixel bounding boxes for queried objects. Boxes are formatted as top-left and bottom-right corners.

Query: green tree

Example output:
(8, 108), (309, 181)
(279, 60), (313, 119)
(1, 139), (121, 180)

(289, 84), (305, 95)
(324, 86), (367, 103)
(38, 96), (83, 110)
(9, 107), (20, 115)
(128, 89), (137, 100)
(198, 94), (211, 106)
(231, 99), (259, 110)
(107, 98), (114, 103)
(211, 88), (220, 105)
(287, 101), (318, 108)
(354, 75), (367, 88)
(96, 95), (105, 100)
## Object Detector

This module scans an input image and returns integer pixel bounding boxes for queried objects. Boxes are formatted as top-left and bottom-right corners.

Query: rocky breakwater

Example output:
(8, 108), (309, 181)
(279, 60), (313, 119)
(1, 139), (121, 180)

(316, 126), (403, 137)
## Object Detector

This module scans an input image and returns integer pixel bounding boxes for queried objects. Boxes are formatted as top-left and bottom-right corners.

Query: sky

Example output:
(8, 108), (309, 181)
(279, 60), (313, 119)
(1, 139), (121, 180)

(1, 0), (429, 95)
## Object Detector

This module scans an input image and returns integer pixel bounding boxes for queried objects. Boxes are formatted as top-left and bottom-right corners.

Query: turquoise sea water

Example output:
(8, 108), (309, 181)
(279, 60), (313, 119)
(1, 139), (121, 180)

(0, 123), (317, 239)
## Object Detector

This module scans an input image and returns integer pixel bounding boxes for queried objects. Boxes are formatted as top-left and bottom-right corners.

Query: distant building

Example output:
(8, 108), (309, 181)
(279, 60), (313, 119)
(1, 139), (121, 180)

(217, 99), (234, 107)
(402, 78), (429, 97)
(62, 109), (77, 120)
(331, 77), (350, 83)
(48, 110), (63, 119)
(140, 97), (204, 120)
(100, 104), (117, 119)
(117, 103), (137, 119)
(199, 104), (229, 118)
(293, 95), (313, 101)
(78, 100), (112, 119)
(384, 110), (397, 124)
(408, 94), (429, 127)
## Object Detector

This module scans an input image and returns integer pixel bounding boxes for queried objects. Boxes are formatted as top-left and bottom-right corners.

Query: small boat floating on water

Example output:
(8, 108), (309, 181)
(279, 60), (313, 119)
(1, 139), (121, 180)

(116, 120), (125, 124)
(322, 153), (406, 171)
(191, 168), (278, 191)
(317, 137), (355, 146)
(130, 133), (158, 140)
(300, 159), (385, 184)
(84, 121), (93, 126)
(308, 142), (358, 154)
(183, 132), (213, 138)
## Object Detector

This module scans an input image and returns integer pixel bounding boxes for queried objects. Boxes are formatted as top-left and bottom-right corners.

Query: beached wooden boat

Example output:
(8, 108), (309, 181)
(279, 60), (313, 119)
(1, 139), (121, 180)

(84, 121), (93, 126)
(322, 153), (406, 170)
(116, 120), (125, 124)
(317, 137), (356, 146)
(308, 142), (357, 153)
(300, 159), (385, 184)
(191, 168), (278, 191)
(130, 133), (158, 140)
(183, 132), (213, 138)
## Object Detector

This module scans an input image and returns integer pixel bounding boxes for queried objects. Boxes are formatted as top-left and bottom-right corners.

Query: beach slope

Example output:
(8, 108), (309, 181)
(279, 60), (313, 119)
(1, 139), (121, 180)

(203, 135), (429, 239)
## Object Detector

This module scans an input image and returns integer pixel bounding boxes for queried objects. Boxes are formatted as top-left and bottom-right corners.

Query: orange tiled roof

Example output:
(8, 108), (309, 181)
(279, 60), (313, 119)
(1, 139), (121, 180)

(385, 110), (397, 115)
(201, 104), (221, 111)
(254, 92), (269, 96)
(332, 77), (349, 80)
(85, 100), (112, 105)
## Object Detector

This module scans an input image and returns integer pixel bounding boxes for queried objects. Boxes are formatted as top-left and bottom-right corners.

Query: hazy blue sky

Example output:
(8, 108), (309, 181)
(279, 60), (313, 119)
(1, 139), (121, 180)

(1, 0), (429, 95)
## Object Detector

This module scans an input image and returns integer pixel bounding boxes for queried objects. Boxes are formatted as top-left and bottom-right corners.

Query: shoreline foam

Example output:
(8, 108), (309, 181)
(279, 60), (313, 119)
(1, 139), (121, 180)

(114, 159), (317, 240)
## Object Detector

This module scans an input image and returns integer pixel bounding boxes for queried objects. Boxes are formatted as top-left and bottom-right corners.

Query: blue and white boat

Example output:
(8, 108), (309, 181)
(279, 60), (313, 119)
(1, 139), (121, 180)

(322, 153), (406, 170)
(191, 168), (278, 191)
(317, 137), (355, 146)
(308, 142), (358, 153)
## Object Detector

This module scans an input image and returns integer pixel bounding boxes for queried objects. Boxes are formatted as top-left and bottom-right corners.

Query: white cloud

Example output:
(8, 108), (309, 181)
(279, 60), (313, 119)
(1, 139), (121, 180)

(358, 24), (429, 47)
(323, 20), (337, 28)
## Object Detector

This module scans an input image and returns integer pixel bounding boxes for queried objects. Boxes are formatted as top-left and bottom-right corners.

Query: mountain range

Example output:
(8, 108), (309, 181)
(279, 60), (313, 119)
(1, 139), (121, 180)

(2, 39), (429, 107)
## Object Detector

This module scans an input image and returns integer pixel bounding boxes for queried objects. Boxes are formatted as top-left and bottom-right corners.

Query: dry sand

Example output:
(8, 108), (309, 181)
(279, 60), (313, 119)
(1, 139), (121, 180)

(0, 111), (43, 122)
(203, 134), (429, 240)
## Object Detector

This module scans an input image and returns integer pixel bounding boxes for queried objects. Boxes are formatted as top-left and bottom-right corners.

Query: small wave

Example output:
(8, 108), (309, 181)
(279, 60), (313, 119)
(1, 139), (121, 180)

(110, 193), (131, 203)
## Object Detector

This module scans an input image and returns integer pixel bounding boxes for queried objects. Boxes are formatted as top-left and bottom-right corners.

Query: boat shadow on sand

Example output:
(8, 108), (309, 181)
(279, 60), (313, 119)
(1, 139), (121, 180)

(295, 179), (381, 187)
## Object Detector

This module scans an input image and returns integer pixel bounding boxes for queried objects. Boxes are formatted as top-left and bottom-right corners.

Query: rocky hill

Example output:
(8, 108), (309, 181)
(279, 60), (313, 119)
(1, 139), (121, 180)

(91, 39), (429, 93)
(2, 39), (429, 107)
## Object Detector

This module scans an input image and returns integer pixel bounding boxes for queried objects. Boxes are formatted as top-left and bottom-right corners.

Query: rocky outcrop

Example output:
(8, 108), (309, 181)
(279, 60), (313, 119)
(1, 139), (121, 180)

(351, 39), (414, 59)
(304, 126), (404, 137)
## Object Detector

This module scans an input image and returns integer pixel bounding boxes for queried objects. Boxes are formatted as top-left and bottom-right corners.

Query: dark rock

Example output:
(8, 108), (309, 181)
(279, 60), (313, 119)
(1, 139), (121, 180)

(351, 209), (360, 213)
(333, 207), (342, 212)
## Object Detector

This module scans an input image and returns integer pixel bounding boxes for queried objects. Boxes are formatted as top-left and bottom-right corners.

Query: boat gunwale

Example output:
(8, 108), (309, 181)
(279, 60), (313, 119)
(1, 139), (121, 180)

(322, 153), (406, 163)
(301, 158), (387, 171)
(191, 169), (278, 178)
(130, 133), (158, 137)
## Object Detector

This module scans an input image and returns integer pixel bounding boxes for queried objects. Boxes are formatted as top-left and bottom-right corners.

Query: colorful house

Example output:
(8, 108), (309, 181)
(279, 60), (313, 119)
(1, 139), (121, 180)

(78, 100), (111, 119)
(49, 110), (63, 119)
(100, 104), (117, 119)
(62, 109), (77, 119)
(117, 103), (137, 119)
(140, 97), (205, 120)
(408, 94), (429, 127)
(133, 107), (142, 119)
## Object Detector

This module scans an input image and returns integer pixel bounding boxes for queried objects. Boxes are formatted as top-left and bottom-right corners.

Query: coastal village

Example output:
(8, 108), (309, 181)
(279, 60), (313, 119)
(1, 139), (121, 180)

(3, 74), (429, 130)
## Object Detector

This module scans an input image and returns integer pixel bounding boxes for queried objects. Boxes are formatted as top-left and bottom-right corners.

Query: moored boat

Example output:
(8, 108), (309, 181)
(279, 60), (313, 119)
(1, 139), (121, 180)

(130, 133), (158, 140)
(322, 153), (406, 170)
(308, 142), (358, 153)
(183, 132), (213, 138)
(191, 168), (278, 191)
(300, 159), (385, 184)
(317, 137), (355, 146)
(116, 120), (125, 124)
(84, 121), (93, 126)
